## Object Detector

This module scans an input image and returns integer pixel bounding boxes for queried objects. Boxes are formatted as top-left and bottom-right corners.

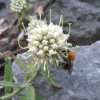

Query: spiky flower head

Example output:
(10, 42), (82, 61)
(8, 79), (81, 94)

(27, 22), (71, 70)
(26, 19), (47, 34)
(10, 0), (27, 13)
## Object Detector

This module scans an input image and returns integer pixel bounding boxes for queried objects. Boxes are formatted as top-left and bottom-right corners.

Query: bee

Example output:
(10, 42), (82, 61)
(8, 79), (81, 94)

(60, 49), (75, 74)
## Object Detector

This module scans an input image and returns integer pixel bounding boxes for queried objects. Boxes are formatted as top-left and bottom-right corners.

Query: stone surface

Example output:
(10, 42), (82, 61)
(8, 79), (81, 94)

(44, 0), (100, 45)
(12, 41), (100, 100)
(0, 0), (12, 22)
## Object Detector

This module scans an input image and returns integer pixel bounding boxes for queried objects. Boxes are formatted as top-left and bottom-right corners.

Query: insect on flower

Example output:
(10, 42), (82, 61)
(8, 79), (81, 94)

(59, 49), (75, 74)
(17, 11), (76, 88)
(18, 12), (74, 76)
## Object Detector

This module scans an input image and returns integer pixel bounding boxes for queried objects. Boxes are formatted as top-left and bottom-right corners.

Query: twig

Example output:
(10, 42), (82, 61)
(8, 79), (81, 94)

(8, 15), (25, 42)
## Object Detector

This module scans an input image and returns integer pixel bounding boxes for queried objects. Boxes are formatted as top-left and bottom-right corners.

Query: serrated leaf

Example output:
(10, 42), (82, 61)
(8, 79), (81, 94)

(26, 85), (36, 100)
(0, 81), (20, 88)
(4, 57), (13, 94)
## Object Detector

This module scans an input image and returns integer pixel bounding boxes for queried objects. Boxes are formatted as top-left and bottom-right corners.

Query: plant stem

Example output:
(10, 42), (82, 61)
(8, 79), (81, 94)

(0, 88), (22, 100)
(9, 14), (25, 42)
(0, 83), (27, 100)
(0, 76), (34, 100)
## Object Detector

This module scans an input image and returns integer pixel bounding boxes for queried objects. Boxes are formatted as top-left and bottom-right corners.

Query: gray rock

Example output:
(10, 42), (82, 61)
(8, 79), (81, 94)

(44, 0), (100, 45)
(12, 41), (100, 100)
(0, 0), (12, 22)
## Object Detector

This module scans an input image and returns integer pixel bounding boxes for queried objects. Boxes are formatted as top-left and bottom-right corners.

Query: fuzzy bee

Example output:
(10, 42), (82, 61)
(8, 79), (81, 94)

(60, 49), (75, 74)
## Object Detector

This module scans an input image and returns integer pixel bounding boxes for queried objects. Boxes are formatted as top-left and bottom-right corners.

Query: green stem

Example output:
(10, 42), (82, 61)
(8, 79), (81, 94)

(0, 84), (26, 100)
(9, 14), (25, 42)
(49, 9), (52, 24)
(17, 37), (28, 49)
(59, 15), (63, 26)
(12, 15), (24, 34)
(67, 23), (72, 34)
(0, 76), (35, 100)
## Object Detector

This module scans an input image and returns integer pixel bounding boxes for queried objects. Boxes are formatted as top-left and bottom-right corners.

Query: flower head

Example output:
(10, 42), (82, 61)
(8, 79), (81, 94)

(27, 22), (71, 68)
(10, 0), (27, 13)
(26, 19), (47, 34)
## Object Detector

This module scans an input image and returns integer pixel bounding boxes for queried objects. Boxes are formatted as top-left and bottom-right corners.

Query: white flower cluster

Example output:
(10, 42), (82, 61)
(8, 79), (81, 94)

(27, 19), (47, 34)
(27, 22), (71, 64)
(10, 0), (27, 13)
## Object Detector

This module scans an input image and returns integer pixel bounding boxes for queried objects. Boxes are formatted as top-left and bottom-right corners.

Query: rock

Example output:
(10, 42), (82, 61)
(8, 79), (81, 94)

(44, 0), (100, 45)
(78, 0), (100, 8)
(12, 41), (100, 100)
(0, 0), (12, 22)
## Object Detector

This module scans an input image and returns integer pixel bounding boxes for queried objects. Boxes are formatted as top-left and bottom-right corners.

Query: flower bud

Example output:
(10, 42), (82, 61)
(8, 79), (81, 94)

(51, 43), (58, 49)
(42, 40), (48, 45)
(37, 50), (44, 56)
(49, 49), (56, 56)
(10, 0), (27, 13)
(50, 39), (55, 44)
(33, 41), (40, 46)
(43, 46), (49, 51)
(39, 45), (43, 49)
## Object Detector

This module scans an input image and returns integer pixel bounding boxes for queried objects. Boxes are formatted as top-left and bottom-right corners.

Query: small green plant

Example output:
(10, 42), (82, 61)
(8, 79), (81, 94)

(9, 0), (32, 36)
(10, 0), (32, 17)
(0, 0), (75, 99)
(0, 57), (37, 100)
(0, 17), (73, 100)
(0, 14), (73, 100)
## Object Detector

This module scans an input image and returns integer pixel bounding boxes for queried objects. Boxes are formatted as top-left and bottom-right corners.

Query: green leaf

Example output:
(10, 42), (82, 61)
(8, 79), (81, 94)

(25, 74), (31, 82)
(35, 95), (44, 100)
(26, 3), (32, 11)
(4, 57), (13, 94)
(35, 68), (41, 77)
(0, 81), (21, 88)
(50, 80), (62, 89)
(26, 85), (36, 100)
(18, 94), (27, 100)
(45, 67), (51, 80)
(15, 55), (28, 72)
(31, 68), (41, 80)
(21, 3), (32, 17)
(18, 85), (36, 100)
